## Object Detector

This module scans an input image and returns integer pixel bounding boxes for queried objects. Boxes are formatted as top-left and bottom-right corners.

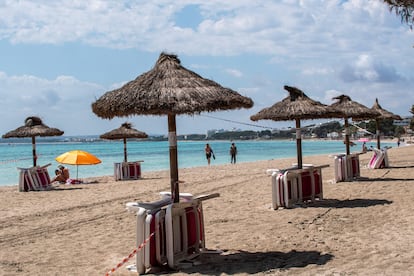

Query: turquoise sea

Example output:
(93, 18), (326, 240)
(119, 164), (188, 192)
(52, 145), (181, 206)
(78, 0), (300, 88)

(0, 139), (393, 187)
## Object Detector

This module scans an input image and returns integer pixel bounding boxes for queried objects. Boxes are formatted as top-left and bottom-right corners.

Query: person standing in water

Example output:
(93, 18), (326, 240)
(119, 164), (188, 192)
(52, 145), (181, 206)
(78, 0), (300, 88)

(230, 142), (237, 164)
(205, 143), (214, 165)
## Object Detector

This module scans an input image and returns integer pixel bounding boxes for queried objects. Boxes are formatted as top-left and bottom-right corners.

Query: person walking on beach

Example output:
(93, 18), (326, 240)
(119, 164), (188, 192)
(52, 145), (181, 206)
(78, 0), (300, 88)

(205, 143), (214, 165)
(230, 142), (237, 164)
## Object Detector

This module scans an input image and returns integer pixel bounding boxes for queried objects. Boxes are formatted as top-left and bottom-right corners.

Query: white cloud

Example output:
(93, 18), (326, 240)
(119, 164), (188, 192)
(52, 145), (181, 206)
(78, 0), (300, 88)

(0, 0), (408, 57)
(302, 67), (334, 76)
(339, 54), (403, 82)
(225, 68), (243, 78)
(0, 0), (413, 134)
(0, 72), (106, 135)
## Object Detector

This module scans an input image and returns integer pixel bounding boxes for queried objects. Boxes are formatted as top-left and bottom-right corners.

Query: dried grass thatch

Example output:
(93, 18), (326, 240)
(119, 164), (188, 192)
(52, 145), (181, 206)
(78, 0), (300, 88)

(91, 53), (253, 202)
(329, 95), (379, 155)
(2, 116), (64, 138)
(92, 53), (253, 118)
(100, 122), (148, 162)
(250, 86), (342, 121)
(329, 95), (380, 120)
(371, 98), (402, 120)
(250, 86), (343, 169)
(100, 122), (148, 140)
(2, 116), (64, 166)
(369, 98), (402, 149)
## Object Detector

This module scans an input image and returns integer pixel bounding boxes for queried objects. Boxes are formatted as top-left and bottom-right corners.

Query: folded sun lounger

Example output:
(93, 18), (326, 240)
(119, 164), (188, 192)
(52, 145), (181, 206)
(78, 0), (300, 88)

(114, 161), (143, 181)
(368, 148), (389, 169)
(271, 166), (324, 209)
(333, 153), (361, 182)
(126, 193), (219, 274)
(17, 163), (52, 192)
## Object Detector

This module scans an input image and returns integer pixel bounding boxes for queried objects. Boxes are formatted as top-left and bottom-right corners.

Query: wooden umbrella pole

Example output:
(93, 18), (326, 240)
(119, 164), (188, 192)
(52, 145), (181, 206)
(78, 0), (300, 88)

(123, 137), (128, 162)
(168, 114), (179, 203)
(376, 119), (381, 149)
(295, 119), (303, 169)
(32, 136), (37, 167)
(345, 118), (350, 155)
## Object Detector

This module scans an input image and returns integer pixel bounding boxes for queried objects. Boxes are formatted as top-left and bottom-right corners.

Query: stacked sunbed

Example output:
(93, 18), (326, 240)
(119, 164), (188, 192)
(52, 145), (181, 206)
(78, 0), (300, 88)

(270, 165), (326, 209)
(114, 161), (142, 180)
(368, 148), (389, 169)
(126, 193), (219, 274)
(17, 164), (52, 192)
(333, 153), (361, 182)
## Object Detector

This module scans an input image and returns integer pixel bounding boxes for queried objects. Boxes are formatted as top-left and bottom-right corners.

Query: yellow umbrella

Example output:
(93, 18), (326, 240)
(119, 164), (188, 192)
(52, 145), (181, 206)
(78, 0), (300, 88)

(55, 150), (101, 180)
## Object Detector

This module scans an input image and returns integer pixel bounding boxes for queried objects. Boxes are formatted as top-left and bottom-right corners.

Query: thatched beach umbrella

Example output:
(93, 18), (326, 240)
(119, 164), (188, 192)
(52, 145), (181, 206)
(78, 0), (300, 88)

(251, 85), (343, 169)
(370, 98), (402, 149)
(329, 95), (380, 155)
(100, 122), (148, 162)
(2, 116), (64, 166)
(92, 52), (253, 202)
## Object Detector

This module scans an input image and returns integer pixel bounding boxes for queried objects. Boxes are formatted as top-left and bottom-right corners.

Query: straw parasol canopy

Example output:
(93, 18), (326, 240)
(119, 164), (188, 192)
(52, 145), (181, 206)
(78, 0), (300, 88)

(370, 98), (402, 149)
(92, 53), (253, 117)
(100, 122), (148, 162)
(251, 85), (343, 169)
(92, 52), (253, 202)
(2, 116), (64, 167)
(329, 95), (380, 155)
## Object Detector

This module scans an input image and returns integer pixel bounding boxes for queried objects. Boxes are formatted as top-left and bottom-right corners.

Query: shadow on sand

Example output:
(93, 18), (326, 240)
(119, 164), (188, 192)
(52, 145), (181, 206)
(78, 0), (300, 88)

(152, 250), (333, 275)
(387, 165), (414, 169)
(304, 198), (392, 208)
(357, 177), (414, 182)
(48, 186), (84, 191)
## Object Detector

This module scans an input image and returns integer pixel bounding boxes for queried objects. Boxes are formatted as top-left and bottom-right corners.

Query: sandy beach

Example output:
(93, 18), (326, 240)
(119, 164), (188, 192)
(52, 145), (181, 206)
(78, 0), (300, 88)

(1, 144), (413, 276)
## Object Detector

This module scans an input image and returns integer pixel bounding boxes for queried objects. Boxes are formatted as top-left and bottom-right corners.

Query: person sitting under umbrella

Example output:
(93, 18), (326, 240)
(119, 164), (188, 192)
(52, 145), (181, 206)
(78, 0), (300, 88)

(52, 165), (70, 183)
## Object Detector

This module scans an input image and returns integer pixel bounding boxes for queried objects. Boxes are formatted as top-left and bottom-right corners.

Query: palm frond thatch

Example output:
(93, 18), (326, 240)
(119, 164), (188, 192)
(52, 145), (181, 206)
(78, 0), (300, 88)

(92, 53), (253, 119)
(250, 85), (342, 121)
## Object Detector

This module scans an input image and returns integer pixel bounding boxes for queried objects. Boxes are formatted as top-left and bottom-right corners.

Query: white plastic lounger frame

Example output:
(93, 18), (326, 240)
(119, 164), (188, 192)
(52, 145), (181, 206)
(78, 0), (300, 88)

(126, 193), (219, 273)
(164, 193), (219, 269)
(333, 154), (360, 182)
(126, 198), (171, 274)
(271, 166), (324, 210)
(368, 149), (389, 169)
(271, 171), (299, 209)
(383, 150), (389, 167)
(114, 161), (143, 181)
(346, 154), (360, 178)
(334, 155), (346, 183)
(17, 164), (52, 192)
(165, 200), (203, 269)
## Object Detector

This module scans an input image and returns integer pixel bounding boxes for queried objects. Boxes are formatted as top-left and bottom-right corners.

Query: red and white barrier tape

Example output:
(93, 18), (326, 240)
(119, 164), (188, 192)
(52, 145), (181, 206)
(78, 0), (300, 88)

(0, 156), (35, 165)
(104, 232), (154, 276)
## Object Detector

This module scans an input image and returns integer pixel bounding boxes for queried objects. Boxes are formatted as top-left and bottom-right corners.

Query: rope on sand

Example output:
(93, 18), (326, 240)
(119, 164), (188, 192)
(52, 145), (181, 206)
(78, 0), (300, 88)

(104, 232), (154, 276)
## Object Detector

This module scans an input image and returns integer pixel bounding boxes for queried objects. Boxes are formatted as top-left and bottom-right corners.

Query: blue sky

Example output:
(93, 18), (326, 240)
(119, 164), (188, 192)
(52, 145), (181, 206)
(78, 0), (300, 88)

(0, 0), (413, 136)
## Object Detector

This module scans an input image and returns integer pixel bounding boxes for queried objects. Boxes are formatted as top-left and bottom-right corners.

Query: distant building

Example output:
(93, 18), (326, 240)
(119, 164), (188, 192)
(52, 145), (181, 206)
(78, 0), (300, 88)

(394, 116), (411, 127)
(327, 132), (340, 139)
(206, 128), (242, 138)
